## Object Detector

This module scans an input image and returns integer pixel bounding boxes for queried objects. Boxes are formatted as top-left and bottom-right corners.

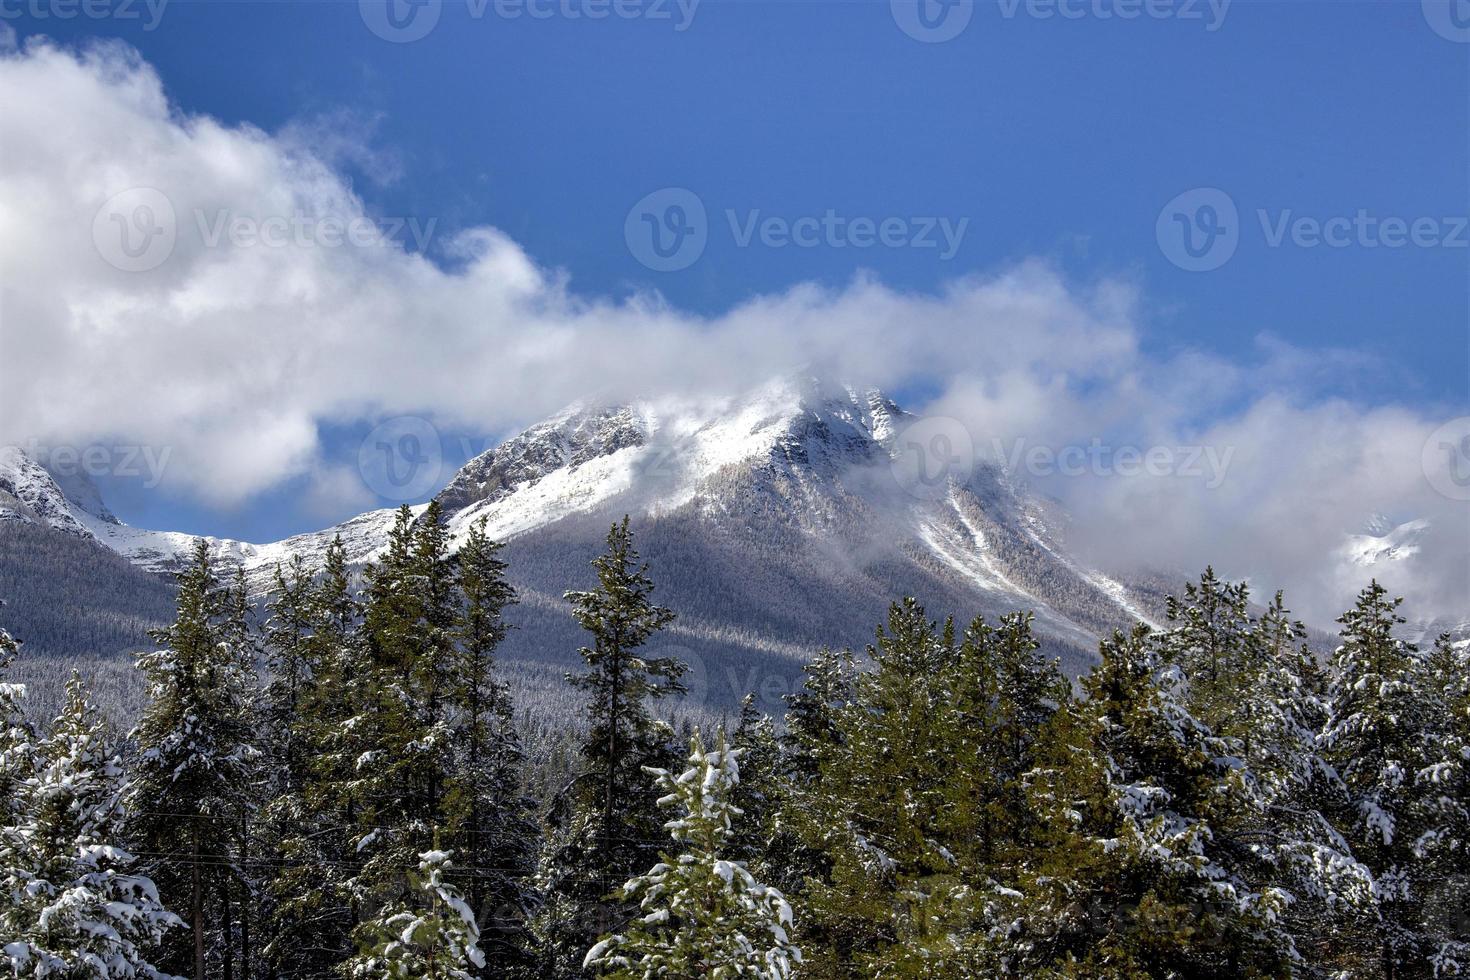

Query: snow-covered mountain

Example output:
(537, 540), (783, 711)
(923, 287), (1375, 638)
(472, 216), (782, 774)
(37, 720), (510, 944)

(1, 376), (1179, 701)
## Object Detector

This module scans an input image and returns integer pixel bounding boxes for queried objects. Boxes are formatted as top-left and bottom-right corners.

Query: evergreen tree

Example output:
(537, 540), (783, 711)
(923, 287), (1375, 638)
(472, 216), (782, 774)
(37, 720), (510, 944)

(346, 504), (459, 954)
(1322, 584), (1463, 977)
(445, 517), (536, 970)
(786, 600), (1066, 977)
(0, 672), (180, 978)
(1160, 573), (1373, 965)
(584, 734), (800, 980)
(0, 602), (36, 831)
(263, 537), (363, 978)
(347, 847), (485, 980)
(1014, 624), (1297, 977)
(1416, 634), (1470, 977)
(127, 540), (261, 980)
(727, 695), (783, 869)
(534, 517), (687, 978)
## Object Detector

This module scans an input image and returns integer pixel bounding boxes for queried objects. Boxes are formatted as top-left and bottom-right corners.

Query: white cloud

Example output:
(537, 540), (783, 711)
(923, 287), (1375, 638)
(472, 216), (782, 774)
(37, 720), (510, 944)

(0, 37), (1463, 627)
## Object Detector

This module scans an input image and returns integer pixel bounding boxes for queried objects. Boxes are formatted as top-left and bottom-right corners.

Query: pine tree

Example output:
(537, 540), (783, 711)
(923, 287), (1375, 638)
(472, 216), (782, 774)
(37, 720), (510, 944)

(127, 540), (261, 980)
(347, 846), (486, 980)
(786, 600), (1066, 977)
(727, 695), (783, 869)
(263, 537), (363, 978)
(1014, 624), (1297, 976)
(584, 734), (800, 980)
(1321, 582), (1451, 978)
(0, 672), (181, 977)
(534, 517), (687, 978)
(444, 516), (536, 970)
(0, 602), (36, 831)
(346, 504), (459, 954)
(1416, 634), (1470, 977)
(1160, 573), (1374, 965)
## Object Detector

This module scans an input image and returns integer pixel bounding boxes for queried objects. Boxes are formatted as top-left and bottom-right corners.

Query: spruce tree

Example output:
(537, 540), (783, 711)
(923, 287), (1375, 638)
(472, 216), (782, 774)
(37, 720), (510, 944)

(0, 672), (180, 977)
(1322, 584), (1463, 977)
(347, 846), (485, 980)
(727, 694), (784, 869)
(584, 733), (800, 980)
(534, 517), (686, 978)
(1015, 624), (1297, 976)
(263, 537), (363, 978)
(127, 540), (261, 980)
(0, 602), (36, 831)
(346, 504), (457, 952)
(445, 516), (536, 970)
(786, 600), (1066, 977)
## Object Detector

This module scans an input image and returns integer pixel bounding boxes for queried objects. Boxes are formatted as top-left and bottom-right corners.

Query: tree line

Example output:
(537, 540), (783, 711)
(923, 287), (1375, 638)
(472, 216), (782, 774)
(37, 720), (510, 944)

(1, 503), (1466, 978)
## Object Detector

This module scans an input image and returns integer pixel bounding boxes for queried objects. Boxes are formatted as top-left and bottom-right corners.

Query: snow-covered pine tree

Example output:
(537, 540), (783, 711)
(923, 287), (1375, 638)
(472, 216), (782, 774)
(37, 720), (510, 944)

(1015, 624), (1297, 976)
(1159, 573), (1374, 963)
(1416, 633), (1470, 977)
(0, 601), (36, 831)
(444, 516), (537, 971)
(127, 539), (261, 980)
(346, 504), (460, 951)
(533, 517), (687, 979)
(787, 600), (1062, 977)
(727, 694), (784, 870)
(584, 733), (800, 980)
(0, 672), (181, 978)
(346, 846), (486, 980)
(263, 537), (363, 978)
(1321, 582), (1455, 977)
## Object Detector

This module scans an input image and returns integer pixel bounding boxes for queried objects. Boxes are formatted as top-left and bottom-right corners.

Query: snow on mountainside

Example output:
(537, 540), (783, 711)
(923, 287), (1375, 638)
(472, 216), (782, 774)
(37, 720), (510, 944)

(3, 376), (1168, 682)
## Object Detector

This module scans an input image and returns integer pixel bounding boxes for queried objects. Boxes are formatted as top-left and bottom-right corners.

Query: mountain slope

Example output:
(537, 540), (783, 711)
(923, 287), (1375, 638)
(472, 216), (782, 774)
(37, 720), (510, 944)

(3, 377), (1170, 706)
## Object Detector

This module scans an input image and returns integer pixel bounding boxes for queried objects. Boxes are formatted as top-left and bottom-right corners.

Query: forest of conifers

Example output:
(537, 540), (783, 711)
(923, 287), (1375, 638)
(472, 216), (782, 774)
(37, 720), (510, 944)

(1, 502), (1466, 979)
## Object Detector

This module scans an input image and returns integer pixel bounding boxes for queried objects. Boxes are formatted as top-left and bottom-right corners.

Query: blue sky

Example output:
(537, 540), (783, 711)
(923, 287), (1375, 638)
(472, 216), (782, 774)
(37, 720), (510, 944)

(6, 0), (1468, 542)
